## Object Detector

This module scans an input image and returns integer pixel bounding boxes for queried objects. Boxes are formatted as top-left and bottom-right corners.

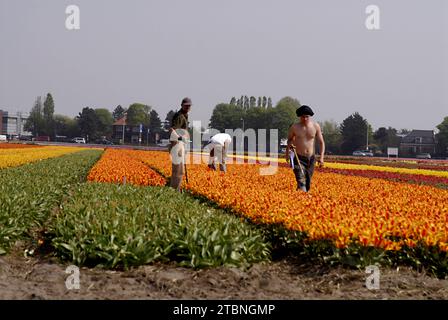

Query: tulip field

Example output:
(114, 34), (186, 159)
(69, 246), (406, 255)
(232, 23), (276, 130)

(0, 144), (447, 276)
(88, 149), (448, 275)
(108, 150), (448, 250)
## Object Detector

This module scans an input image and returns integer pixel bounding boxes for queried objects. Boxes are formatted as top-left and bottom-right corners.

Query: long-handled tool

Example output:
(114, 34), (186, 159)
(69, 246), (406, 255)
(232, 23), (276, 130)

(184, 156), (189, 184)
(183, 143), (189, 184)
(290, 145), (306, 186)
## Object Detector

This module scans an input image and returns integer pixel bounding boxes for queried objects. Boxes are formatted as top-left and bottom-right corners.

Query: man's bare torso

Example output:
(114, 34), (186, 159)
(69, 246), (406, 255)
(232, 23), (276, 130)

(290, 121), (317, 157)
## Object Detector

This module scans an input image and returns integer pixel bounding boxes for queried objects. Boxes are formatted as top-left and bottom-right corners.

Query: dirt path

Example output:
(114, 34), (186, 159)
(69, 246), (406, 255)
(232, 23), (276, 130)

(1, 250), (447, 300)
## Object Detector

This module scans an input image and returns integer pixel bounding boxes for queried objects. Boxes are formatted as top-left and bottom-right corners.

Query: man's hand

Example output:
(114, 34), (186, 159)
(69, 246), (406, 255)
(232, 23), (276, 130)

(317, 157), (324, 168)
(285, 145), (293, 162)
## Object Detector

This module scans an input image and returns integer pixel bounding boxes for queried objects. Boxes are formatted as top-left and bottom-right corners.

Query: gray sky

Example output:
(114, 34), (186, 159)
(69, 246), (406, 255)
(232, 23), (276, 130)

(1, 0), (447, 131)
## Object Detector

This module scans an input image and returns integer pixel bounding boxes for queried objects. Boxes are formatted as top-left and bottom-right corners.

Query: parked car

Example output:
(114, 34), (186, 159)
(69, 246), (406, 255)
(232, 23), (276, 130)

(19, 135), (33, 141)
(353, 150), (365, 156)
(95, 139), (113, 145)
(157, 139), (170, 147)
(0, 135), (7, 142)
(353, 150), (373, 157)
(72, 137), (86, 144)
(416, 153), (431, 159)
(54, 135), (69, 143)
(7, 134), (19, 141)
(35, 136), (51, 142)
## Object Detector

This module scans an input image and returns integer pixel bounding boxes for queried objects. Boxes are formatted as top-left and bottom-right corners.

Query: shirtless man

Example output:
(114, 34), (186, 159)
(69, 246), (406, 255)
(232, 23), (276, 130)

(286, 105), (325, 192)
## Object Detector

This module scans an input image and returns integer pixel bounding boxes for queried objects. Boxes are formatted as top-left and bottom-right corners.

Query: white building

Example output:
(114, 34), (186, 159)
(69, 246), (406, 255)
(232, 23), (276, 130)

(0, 110), (32, 136)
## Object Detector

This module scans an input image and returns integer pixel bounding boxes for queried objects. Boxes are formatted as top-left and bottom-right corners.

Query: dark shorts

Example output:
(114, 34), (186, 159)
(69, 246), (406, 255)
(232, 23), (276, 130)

(292, 155), (315, 191)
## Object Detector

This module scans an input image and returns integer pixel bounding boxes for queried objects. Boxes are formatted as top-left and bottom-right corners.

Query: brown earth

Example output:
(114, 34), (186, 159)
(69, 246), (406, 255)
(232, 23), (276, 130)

(1, 248), (447, 300)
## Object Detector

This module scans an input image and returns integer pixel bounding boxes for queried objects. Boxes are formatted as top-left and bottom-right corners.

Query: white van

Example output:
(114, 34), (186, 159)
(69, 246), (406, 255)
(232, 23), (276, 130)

(72, 137), (86, 144)
(0, 135), (7, 142)
(157, 139), (170, 147)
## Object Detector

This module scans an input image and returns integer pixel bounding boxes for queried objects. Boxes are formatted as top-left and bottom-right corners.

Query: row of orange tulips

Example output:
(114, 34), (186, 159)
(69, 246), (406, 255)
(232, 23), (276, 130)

(87, 149), (166, 186)
(119, 150), (448, 252)
(0, 143), (42, 149)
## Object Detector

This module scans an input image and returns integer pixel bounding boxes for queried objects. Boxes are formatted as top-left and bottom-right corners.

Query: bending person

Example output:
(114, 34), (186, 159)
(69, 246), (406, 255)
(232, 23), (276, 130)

(205, 133), (232, 173)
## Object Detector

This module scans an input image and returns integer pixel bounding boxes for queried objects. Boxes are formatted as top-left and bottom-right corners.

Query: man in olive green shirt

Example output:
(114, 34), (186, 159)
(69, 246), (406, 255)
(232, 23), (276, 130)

(169, 97), (192, 191)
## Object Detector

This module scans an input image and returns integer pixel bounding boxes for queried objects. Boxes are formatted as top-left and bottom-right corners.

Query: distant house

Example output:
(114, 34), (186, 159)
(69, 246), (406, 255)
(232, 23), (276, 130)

(112, 115), (149, 145)
(399, 130), (436, 156)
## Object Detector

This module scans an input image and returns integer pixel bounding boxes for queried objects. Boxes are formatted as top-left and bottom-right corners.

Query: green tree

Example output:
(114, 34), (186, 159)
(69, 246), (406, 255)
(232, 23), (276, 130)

(249, 96), (256, 108)
(320, 120), (342, 154)
(54, 114), (80, 138)
(436, 116), (448, 156)
(209, 103), (245, 132)
(188, 124), (202, 146)
(24, 96), (45, 136)
(77, 107), (99, 141)
(164, 110), (176, 130)
(245, 106), (268, 130)
(95, 108), (114, 138)
(267, 97), (273, 108)
(271, 97), (299, 139)
(385, 127), (400, 148)
(148, 110), (162, 143)
(373, 127), (400, 154)
(243, 96), (249, 110)
(113, 105), (126, 121)
(340, 112), (369, 154)
(126, 103), (151, 127)
(149, 110), (162, 132)
(262, 96), (267, 108)
(43, 93), (55, 137)
(373, 127), (388, 146)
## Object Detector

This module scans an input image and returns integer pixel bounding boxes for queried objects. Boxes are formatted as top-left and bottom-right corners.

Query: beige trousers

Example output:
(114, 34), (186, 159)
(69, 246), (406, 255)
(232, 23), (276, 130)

(169, 142), (185, 191)
(170, 162), (185, 191)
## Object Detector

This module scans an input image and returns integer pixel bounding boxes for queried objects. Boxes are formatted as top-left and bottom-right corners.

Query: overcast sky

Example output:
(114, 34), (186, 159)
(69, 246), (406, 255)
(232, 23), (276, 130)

(0, 0), (447, 131)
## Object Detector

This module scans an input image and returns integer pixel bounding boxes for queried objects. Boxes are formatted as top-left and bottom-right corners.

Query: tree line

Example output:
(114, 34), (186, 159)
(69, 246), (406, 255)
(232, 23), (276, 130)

(24, 94), (172, 143)
(210, 96), (297, 140)
(23, 93), (448, 156)
(208, 96), (448, 156)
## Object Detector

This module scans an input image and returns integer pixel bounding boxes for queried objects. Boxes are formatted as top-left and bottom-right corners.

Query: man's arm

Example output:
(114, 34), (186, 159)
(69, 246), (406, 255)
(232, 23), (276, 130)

(286, 125), (295, 162)
(315, 123), (325, 166)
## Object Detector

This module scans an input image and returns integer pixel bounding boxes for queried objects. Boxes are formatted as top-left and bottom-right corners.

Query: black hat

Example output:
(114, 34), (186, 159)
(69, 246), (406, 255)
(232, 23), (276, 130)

(181, 97), (192, 106)
(296, 105), (314, 117)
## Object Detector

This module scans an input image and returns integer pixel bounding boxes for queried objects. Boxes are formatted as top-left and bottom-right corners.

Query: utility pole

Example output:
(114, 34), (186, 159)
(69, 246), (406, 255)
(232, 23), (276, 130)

(122, 113), (126, 145)
(139, 123), (142, 146)
(241, 118), (245, 154)
(366, 122), (369, 150)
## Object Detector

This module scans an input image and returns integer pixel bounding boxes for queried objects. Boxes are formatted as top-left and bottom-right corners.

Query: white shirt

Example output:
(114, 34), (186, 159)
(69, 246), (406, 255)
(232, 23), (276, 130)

(209, 133), (232, 146)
